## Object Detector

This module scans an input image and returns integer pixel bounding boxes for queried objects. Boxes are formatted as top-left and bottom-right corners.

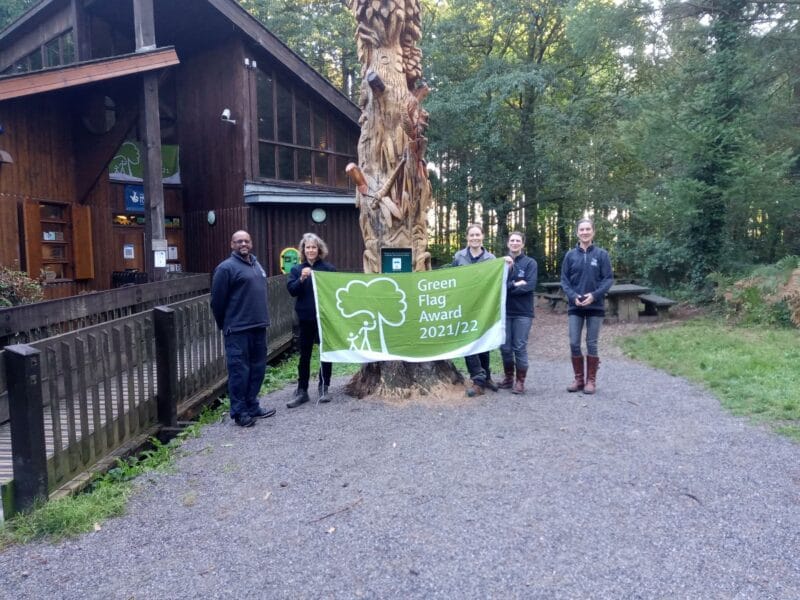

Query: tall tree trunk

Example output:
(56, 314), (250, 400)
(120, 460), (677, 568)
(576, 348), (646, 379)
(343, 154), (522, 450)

(345, 0), (462, 399)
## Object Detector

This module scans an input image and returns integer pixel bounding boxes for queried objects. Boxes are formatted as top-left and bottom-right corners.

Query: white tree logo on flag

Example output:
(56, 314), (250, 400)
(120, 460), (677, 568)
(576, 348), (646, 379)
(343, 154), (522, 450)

(335, 279), (407, 354)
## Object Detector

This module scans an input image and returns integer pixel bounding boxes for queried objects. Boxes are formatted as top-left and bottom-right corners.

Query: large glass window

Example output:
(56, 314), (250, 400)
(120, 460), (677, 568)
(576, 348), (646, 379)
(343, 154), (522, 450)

(256, 67), (357, 188)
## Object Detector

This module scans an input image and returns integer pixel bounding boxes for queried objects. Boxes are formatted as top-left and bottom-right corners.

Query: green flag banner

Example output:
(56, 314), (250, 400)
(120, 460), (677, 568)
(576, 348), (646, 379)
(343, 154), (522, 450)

(313, 258), (508, 363)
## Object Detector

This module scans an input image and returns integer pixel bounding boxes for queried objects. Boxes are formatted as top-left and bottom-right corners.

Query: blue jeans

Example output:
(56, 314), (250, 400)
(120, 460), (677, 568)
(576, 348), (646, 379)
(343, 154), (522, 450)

(224, 327), (268, 419)
(568, 314), (602, 356)
(501, 316), (533, 370)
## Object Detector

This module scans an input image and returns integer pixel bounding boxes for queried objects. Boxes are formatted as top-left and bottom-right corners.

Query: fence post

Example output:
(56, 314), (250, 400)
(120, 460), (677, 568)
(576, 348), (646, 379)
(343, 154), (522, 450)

(154, 306), (178, 427)
(4, 344), (48, 513)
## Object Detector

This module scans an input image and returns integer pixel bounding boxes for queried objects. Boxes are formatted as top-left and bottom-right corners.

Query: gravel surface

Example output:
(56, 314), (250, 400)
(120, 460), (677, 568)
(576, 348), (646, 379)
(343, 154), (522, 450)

(1, 311), (799, 599)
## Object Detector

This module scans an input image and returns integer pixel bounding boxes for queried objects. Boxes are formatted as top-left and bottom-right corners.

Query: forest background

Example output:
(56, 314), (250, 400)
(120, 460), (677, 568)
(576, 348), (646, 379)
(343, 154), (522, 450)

(3, 0), (799, 290)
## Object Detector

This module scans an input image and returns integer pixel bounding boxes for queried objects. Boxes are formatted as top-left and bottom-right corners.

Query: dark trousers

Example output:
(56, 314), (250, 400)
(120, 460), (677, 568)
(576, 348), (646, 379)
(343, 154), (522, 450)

(298, 318), (332, 391)
(465, 351), (490, 385)
(224, 327), (268, 419)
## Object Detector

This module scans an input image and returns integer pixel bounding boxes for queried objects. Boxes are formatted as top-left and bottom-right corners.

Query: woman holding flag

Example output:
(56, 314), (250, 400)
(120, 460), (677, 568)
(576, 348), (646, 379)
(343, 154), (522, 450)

(452, 223), (498, 397)
(286, 233), (336, 407)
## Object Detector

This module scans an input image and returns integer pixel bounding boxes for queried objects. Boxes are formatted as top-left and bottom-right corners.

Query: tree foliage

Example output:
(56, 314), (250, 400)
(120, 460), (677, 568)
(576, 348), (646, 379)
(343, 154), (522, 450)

(2, 0), (796, 288)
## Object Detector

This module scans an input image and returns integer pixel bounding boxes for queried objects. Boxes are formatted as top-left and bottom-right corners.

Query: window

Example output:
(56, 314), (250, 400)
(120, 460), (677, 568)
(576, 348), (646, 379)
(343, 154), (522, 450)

(256, 67), (357, 188)
(2, 30), (75, 75)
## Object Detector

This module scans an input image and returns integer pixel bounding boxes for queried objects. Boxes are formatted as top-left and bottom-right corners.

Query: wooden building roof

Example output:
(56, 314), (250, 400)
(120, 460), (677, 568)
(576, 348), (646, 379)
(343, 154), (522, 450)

(0, 0), (359, 124)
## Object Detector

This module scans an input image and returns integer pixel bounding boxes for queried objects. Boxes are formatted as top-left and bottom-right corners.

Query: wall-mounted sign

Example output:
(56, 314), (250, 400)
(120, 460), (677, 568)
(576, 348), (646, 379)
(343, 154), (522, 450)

(124, 185), (145, 212)
(280, 247), (300, 274)
(123, 244), (135, 260)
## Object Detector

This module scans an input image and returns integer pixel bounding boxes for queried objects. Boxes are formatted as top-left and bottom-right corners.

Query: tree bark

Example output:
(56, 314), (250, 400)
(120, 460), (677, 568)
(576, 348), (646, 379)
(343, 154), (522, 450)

(347, 0), (462, 398)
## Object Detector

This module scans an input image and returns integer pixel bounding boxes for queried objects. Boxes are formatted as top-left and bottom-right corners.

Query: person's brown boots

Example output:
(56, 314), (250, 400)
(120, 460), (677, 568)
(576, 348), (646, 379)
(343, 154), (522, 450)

(567, 355), (585, 392)
(499, 363), (514, 389)
(512, 367), (527, 394)
(583, 356), (600, 394)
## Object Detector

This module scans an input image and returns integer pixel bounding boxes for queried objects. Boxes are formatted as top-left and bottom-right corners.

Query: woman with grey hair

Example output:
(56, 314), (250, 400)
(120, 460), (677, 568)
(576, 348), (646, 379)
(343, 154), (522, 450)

(560, 218), (614, 394)
(286, 233), (336, 407)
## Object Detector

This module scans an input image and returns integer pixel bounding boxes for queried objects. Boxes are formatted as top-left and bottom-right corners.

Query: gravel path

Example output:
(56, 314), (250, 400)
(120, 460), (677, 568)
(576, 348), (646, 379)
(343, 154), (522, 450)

(1, 313), (799, 599)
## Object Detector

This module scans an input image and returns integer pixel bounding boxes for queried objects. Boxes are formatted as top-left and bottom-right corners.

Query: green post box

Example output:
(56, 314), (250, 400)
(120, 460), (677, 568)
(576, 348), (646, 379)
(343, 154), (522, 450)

(381, 248), (412, 273)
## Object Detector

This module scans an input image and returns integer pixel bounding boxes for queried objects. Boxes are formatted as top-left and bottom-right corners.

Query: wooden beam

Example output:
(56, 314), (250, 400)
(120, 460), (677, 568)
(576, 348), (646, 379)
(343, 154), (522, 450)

(70, 0), (92, 61)
(132, 0), (156, 52)
(0, 48), (179, 101)
(140, 70), (166, 282)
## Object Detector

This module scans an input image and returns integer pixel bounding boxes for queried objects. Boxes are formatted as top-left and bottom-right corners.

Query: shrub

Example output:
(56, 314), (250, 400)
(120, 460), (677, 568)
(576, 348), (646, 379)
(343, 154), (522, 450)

(711, 257), (800, 328)
(0, 266), (44, 307)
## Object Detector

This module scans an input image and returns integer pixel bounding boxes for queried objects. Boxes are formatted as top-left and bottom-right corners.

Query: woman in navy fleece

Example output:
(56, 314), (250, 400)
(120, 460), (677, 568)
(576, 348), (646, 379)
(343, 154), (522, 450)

(560, 218), (614, 394)
(286, 233), (336, 407)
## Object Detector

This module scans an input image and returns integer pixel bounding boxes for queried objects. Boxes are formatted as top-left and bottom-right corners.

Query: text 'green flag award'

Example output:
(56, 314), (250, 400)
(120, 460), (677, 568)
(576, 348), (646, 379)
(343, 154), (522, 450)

(313, 258), (508, 363)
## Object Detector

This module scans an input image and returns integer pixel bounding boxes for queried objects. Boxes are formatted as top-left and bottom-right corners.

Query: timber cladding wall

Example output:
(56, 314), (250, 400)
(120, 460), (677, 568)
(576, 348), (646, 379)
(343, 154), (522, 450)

(249, 203), (364, 276)
(176, 38), (248, 215)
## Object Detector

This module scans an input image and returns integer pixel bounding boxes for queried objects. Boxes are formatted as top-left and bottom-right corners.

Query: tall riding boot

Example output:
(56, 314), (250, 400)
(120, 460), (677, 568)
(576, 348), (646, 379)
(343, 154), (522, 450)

(567, 355), (585, 392)
(512, 367), (527, 395)
(499, 363), (515, 389)
(583, 356), (600, 395)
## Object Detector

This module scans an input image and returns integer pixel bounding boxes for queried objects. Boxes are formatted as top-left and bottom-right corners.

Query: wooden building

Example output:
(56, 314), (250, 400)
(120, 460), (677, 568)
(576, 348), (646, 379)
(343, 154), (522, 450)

(0, 0), (362, 299)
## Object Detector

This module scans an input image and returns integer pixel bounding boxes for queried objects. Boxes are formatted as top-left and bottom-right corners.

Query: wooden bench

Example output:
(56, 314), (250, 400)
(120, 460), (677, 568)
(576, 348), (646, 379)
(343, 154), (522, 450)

(536, 292), (567, 311)
(639, 293), (677, 319)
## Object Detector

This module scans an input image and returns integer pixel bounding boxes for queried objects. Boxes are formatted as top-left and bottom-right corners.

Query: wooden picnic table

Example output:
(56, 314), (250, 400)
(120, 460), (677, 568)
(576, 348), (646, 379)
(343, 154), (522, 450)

(606, 283), (651, 322)
(540, 281), (563, 293)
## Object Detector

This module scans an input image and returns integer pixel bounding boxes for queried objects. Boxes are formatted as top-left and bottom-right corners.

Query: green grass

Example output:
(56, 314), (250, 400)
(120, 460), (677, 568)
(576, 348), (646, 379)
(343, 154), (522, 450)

(621, 318), (800, 439)
(262, 346), (361, 394)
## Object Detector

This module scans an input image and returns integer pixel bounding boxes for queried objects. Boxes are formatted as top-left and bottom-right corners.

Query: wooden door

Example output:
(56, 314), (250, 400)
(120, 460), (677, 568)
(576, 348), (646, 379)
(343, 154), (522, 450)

(112, 228), (145, 272)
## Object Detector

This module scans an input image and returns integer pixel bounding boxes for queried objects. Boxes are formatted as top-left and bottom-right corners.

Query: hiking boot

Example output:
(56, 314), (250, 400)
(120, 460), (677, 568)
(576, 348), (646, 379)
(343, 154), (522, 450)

(287, 389), (310, 408)
(466, 383), (485, 397)
(498, 363), (514, 389)
(318, 384), (331, 403)
(484, 378), (499, 392)
(252, 406), (276, 419)
(512, 367), (527, 395)
(567, 355), (585, 392)
(234, 414), (255, 428)
(583, 356), (600, 395)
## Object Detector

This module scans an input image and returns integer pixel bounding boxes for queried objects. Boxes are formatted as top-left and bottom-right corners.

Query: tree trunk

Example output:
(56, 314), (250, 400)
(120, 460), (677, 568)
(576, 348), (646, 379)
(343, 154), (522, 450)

(347, 0), (462, 398)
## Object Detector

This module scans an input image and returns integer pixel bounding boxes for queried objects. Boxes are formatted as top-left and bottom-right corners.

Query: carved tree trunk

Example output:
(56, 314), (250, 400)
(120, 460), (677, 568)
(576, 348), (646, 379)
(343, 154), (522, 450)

(345, 0), (463, 399)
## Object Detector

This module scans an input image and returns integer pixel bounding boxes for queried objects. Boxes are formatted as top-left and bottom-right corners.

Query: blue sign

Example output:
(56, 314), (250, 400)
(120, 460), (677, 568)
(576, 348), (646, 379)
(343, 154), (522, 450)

(124, 185), (145, 212)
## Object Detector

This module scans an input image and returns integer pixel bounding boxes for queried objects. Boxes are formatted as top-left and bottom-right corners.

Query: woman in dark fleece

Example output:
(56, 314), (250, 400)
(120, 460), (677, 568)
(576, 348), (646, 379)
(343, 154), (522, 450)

(286, 233), (336, 407)
(560, 218), (614, 394)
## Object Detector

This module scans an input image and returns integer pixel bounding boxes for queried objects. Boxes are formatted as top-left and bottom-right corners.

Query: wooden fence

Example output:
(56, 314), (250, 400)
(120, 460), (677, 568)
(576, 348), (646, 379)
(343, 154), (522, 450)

(1, 275), (294, 516)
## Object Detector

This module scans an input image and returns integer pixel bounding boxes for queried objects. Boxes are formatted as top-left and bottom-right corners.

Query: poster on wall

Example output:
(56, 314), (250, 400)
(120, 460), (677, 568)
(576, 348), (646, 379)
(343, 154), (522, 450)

(123, 244), (135, 260)
(109, 141), (181, 184)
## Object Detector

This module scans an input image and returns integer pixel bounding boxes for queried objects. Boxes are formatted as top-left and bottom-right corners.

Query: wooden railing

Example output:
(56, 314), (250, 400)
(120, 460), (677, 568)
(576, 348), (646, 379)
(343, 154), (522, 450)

(0, 273), (211, 347)
(2, 275), (295, 515)
(0, 274), (211, 423)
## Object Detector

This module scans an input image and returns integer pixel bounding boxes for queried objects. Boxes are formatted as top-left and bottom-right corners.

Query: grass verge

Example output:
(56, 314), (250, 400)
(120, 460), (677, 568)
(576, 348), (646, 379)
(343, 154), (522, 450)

(620, 318), (800, 440)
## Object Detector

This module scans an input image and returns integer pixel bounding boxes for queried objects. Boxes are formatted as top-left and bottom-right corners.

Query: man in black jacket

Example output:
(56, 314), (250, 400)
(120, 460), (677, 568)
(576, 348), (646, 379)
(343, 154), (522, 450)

(211, 230), (275, 427)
